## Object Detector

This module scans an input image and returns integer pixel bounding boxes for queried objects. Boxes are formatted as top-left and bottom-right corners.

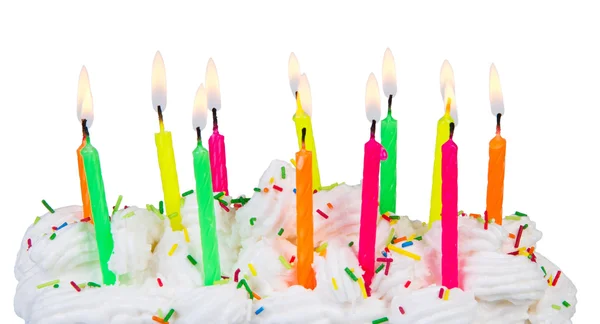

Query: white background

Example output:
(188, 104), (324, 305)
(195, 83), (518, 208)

(1, 1), (597, 322)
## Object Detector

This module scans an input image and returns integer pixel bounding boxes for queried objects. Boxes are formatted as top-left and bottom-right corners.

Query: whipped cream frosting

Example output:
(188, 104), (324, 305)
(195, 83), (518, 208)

(15, 160), (577, 323)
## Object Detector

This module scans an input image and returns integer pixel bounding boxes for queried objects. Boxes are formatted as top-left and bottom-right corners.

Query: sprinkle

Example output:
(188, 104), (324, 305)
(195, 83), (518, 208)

(220, 203), (230, 212)
(508, 233), (516, 239)
(387, 245), (421, 261)
(552, 270), (562, 286)
(325, 203), (334, 211)
(70, 281), (81, 292)
(293, 188), (296, 194)
(27, 238), (32, 250)
(469, 213), (481, 218)
(36, 279), (59, 289)
(163, 309), (175, 322)
(404, 280), (411, 288)
(269, 177), (275, 184)
(55, 222), (67, 231)
(214, 279), (230, 285)
(49, 233), (57, 240)
(234, 268), (241, 282)
(78, 283), (86, 289)
(540, 266), (547, 276)
(277, 228), (284, 236)
(551, 304), (561, 310)
(273, 185), (283, 192)
(393, 236), (407, 244)
(398, 306), (405, 314)
(563, 301), (571, 308)
(358, 277), (368, 298)
(255, 306), (265, 315)
(348, 241), (354, 247)
(313, 189), (318, 194)
(87, 282), (101, 287)
(514, 225), (524, 248)
(515, 211), (528, 216)
(33, 216), (41, 226)
(279, 256), (292, 269)
(52, 226), (57, 231)
(384, 261), (391, 275)
(389, 215), (400, 220)
(112, 195), (123, 215)
(214, 192), (225, 199)
(281, 166), (286, 179)
(443, 288), (450, 300)
(381, 214), (391, 222)
(157, 278), (163, 287)
(167, 212), (178, 220)
(386, 228), (396, 245)
(263, 187), (269, 193)
(180, 197), (185, 206)
(438, 287), (445, 299)
(80, 217), (91, 222)
(253, 187), (261, 192)
(523, 223), (529, 229)
(401, 241), (414, 248)
(121, 211), (135, 219)
(147, 204), (165, 220)
(253, 292), (262, 300)
(157, 309), (164, 318)
(332, 277), (338, 290)
(375, 263), (385, 273)
(237, 279), (253, 298)
(315, 242), (328, 253)
(484, 211), (489, 230)
(415, 236), (423, 241)
(344, 267), (358, 281)
(290, 158), (297, 167)
(187, 255), (198, 265)
(316, 209), (329, 219)
(504, 215), (520, 221)
(372, 317), (389, 324)
(376, 257), (393, 262)
(250, 217), (257, 226)
(183, 227), (190, 242)
(289, 255), (296, 263)
(248, 263), (257, 276)
(182, 189), (194, 197)
(158, 201), (164, 214)
(53, 284), (59, 288)
(152, 315), (167, 323)
(41, 200), (55, 213)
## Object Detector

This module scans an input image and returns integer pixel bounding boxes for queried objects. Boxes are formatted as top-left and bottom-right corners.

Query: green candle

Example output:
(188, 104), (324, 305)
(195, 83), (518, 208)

(380, 48), (398, 214)
(192, 84), (220, 285)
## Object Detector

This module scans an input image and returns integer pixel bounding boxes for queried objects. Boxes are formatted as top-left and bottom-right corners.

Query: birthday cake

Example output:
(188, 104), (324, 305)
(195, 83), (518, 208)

(14, 160), (577, 324)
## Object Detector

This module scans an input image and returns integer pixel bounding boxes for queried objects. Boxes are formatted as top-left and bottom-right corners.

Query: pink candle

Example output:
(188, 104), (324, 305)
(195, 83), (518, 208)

(441, 122), (458, 289)
(209, 108), (229, 195)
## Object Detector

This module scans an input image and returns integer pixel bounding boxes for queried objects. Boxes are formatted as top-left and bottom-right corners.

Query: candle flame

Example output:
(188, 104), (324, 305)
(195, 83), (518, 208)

(365, 73), (381, 122)
(81, 89), (94, 128)
(288, 52), (301, 95)
(298, 73), (312, 116)
(382, 48), (397, 97)
(151, 51), (167, 112)
(192, 83), (208, 131)
(444, 86), (459, 126)
(439, 59), (455, 100)
(77, 65), (93, 126)
(205, 58), (221, 111)
(489, 63), (504, 116)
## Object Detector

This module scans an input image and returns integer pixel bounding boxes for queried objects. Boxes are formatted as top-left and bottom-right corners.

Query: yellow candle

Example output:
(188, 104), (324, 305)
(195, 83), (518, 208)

(293, 74), (321, 190)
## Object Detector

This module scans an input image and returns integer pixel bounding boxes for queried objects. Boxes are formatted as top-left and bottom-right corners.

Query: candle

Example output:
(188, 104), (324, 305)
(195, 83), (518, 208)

(79, 87), (116, 285)
(380, 48), (398, 214)
(288, 53), (321, 190)
(429, 60), (457, 227)
(359, 73), (387, 292)
(486, 64), (507, 225)
(151, 51), (183, 231)
(76, 66), (92, 223)
(192, 83), (221, 285)
(441, 121), (458, 289)
(206, 58), (229, 195)
(296, 127), (316, 289)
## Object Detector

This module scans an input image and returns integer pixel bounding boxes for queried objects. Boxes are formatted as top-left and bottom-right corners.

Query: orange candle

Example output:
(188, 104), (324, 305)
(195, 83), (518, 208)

(296, 128), (315, 289)
(77, 136), (92, 222)
(486, 63), (506, 225)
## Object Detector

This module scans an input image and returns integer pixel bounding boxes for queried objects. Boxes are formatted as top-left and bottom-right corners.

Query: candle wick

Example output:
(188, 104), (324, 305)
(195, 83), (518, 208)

(212, 108), (218, 131)
(301, 127), (307, 148)
(496, 113), (502, 135)
(81, 119), (89, 138)
(388, 95), (393, 115)
(449, 122), (455, 139)
(295, 91), (298, 100)
(157, 106), (164, 131)
(370, 120), (376, 139)
(196, 127), (202, 143)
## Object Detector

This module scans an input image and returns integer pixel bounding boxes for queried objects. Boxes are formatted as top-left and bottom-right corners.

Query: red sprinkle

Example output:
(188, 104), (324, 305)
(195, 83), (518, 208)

(399, 306), (405, 314)
(273, 185), (283, 192)
(404, 280), (411, 288)
(221, 275), (229, 279)
(376, 258), (393, 262)
(313, 189), (318, 194)
(80, 217), (91, 222)
(507, 251), (520, 256)
(484, 211), (489, 230)
(234, 203), (242, 208)
(514, 225), (524, 248)
(384, 247), (390, 253)
(52, 226), (57, 231)
(316, 209), (329, 219)
(552, 271), (562, 286)
(234, 268), (240, 282)
(382, 215), (391, 222)
(124, 205), (129, 209)
(289, 255), (296, 263)
(438, 288), (444, 299)
(220, 203), (230, 212)
(27, 238), (32, 250)
(157, 278), (163, 287)
(531, 253), (537, 263)
(384, 261), (391, 275)
(70, 281), (81, 292)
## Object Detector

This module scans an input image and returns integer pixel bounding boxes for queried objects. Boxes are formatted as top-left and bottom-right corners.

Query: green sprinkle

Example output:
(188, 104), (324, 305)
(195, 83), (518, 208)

(386, 228), (396, 245)
(182, 189), (194, 197)
(281, 166), (286, 179)
(241, 197), (251, 204)
(158, 201), (164, 214)
(36, 279), (60, 289)
(523, 224), (529, 229)
(187, 255), (198, 265)
(375, 263), (385, 274)
(218, 199), (229, 206)
(146, 204), (165, 220)
(53, 284), (59, 288)
(231, 198), (241, 203)
(515, 211), (528, 217)
(180, 197), (186, 207)
(122, 211), (135, 219)
(415, 236), (423, 241)
(389, 215), (400, 220)
(562, 301), (571, 308)
(157, 309), (164, 318)
(112, 195), (123, 215)
(528, 254), (533, 259)
(49, 233), (56, 240)
(41, 200), (55, 213)
(163, 309), (175, 322)
(237, 279), (253, 299)
(214, 192), (225, 199)
(278, 228), (284, 236)
(250, 217), (257, 226)
(541, 266), (547, 277)
(348, 241), (354, 247)
(476, 217), (484, 223)
(315, 242), (328, 253)
(504, 216), (521, 221)
(372, 317), (389, 324)
(320, 182), (339, 191)
(167, 212), (179, 219)
(253, 187), (261, 192)
(551, 304), (561, 310)
(214, 279), (230, 285)
(344, 267), (358, 281)
(279, 256), (292, 269)
(237, 279), (246, 289)
(87, 282), (101, 288)
(33, 216), (41, 225)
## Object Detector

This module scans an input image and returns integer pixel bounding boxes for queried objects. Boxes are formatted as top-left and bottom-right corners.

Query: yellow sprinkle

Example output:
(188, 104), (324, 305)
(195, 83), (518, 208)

(248, 263), (257, 276)
(388, 244), (421, 261)
(443, 288), (450, 300)
(386, 228), (395, 245)
(214, 279), (230, 285)
(350, 268), (355, 272)
(168, 244), (178, 256)
(408, 233), (416, 241)
(332, 277), (338, 290)
(157, 309), (164, 318)
(390, 220), (398, 225)
(315, 242), (328, 253)
(78, 283), (86, 289)
(290, 158), (296, 167)
(269, 177), (275, 184)
(548, 275), (553, 286)
(357, 278), (368, 299)
(244, 274), (250, 281)
(183, 227), (190, 243)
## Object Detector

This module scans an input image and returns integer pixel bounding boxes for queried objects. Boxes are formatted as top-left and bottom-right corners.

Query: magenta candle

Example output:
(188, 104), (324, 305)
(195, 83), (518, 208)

(441, 122), (458, 289)
(209, 109), (229, 195)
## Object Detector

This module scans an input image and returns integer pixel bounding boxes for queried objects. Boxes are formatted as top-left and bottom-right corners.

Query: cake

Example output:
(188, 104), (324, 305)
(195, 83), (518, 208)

(14, 160), (577, 323)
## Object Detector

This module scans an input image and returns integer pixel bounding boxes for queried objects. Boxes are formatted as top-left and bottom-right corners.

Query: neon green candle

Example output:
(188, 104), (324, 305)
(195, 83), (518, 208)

(380, 48), (398, 214)
(192, 84), (221, 285)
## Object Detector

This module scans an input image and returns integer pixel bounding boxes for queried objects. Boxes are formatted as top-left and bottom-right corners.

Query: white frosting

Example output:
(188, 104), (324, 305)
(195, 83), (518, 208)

(14, 160), (577, 323)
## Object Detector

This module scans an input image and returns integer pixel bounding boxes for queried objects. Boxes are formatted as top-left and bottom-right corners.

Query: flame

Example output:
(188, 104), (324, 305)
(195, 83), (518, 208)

(444, 86), (458, 126)
(151, 51), (167, 112)
(205, 58), (221, 111)
(288, 52), (301, 95)
(489, 63), (504, 116)
(192, 84), (208, 131)
(298, 73), (312, 116)
(81, 89), (94, 128)
(439, 59), (455, 100)
(365, 73), (381, 122)
(77, 66), (92, 124)
(382, 48), (397, 97)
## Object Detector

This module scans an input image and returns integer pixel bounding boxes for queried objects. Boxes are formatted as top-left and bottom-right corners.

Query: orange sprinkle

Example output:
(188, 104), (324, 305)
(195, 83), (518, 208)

(530, 246), (535, 254)
(508, 233), (516, 239)
(152, 316), (167, 323)
(393, 236), (407, 244)
(469, 213), (481, 219)
(252, 291), (262, 300)
(327, 203), (334, 209)
(263, 188), (269, 193)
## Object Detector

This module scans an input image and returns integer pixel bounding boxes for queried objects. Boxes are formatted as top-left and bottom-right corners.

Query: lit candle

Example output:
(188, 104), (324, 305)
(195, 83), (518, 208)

(359, 73), (387, 292)
(76, 66), (92, 223)
(429, 60), (457, 227)
(192, 83), (221, 285)
(380, 48), (398, 214)
(205, 58), (229, 195)
(152, 51), (183, 231)
(442, 120), (458, 289)
(296, 127), (316, 289)
(79, 84), (116, 285)
(288, 53), (321, 190)
(486, 64), (506, 225)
